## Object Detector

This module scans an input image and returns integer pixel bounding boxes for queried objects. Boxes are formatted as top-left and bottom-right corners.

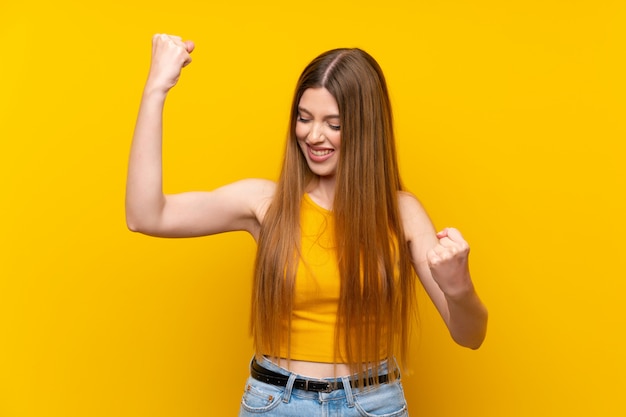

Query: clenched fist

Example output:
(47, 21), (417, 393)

(145, 34), (195, 94)
(427, 227), (474, 299)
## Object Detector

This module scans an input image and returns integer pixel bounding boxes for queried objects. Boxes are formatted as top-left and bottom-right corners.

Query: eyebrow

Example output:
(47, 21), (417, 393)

(297, 106), (340, 119)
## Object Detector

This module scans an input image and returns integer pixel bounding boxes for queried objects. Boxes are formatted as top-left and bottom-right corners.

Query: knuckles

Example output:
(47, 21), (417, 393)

(150, 34), (191, 66)
(427, 244), (469, 268)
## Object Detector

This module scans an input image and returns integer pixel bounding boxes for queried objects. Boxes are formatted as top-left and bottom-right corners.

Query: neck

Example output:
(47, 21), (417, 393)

(306, 176), (336, 210)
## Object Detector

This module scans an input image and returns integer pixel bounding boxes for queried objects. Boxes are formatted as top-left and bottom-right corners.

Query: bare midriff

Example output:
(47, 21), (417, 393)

(271, 357), (352, 379)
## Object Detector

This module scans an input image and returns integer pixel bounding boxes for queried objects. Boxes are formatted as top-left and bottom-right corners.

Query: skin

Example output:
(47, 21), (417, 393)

(126, 34), (488, 378)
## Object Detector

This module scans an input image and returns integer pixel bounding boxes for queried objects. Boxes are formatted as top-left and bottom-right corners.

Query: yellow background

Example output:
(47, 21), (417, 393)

(1, 1), (624, 416)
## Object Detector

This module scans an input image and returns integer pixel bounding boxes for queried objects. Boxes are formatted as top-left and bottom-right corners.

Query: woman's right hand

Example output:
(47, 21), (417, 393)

(145, 34), (195, 94)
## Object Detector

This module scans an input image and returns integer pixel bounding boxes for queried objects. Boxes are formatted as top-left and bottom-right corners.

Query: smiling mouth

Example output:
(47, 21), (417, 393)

(310, 148), (333, 156)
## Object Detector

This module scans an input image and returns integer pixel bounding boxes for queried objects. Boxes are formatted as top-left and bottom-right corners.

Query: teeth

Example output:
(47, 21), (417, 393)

(311, 149), (333, 156)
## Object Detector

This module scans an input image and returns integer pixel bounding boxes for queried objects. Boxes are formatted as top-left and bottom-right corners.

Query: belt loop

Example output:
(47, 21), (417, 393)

(341, 376), (355, 408)
(282, 373), (298, 403)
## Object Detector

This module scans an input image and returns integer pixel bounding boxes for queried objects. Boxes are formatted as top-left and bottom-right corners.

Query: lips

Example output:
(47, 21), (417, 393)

(307, 145), (335, 162)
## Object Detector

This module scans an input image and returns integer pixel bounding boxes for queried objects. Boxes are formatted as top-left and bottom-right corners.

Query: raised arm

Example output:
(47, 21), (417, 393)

(125, 34), (274, 238)
(399, 192), (488, 349)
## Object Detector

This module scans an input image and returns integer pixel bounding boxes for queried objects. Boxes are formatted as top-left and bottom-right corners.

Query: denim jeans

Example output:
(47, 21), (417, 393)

(239, 357), (409, 417)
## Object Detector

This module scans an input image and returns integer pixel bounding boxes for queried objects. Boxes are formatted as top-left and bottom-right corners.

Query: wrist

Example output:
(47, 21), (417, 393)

(142, 82), (170, 101)
(442, 280), (476, 303)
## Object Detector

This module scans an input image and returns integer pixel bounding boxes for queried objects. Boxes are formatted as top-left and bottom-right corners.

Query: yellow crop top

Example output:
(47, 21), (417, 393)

(280, 193), (343, 363)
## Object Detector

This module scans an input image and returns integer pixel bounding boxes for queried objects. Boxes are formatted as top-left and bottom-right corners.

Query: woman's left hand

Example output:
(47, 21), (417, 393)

(427, 227), (474, 299)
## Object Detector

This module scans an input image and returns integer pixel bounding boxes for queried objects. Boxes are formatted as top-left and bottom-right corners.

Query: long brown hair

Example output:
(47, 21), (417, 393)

(252, 48), (415, 380)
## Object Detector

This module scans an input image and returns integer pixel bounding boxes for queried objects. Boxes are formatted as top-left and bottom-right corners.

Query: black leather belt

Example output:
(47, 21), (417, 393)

(250, 359), (395, 393)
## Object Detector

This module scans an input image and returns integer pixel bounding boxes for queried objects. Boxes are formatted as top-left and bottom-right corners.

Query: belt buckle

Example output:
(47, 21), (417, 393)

(305, 379), (334, 393)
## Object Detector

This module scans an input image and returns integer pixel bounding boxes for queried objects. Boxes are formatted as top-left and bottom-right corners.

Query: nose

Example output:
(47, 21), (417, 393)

(307, 122), (325, 144)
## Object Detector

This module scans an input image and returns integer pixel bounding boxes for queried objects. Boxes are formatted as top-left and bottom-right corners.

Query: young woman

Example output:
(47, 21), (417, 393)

(126, 34), (487, 417)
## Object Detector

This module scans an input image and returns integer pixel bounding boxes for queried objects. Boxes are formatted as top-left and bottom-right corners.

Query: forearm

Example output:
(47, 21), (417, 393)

(444, 287), (488, 349)
(125, 87), (168, 232)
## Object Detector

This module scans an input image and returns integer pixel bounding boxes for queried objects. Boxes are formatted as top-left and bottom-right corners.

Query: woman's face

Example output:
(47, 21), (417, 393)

(295, 87), (341, 178)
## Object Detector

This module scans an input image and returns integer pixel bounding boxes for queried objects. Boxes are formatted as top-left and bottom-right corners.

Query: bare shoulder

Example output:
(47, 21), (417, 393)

(397, 190), (421, 209)
(232, 178), (276, 220)
(214, 177), (276, 221)
(227, 178), (276, 198)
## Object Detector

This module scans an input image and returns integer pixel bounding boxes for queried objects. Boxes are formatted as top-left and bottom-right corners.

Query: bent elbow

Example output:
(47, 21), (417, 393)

(126, 220), (140, 233)
(453, 333), (486, 350)
(450, 333), (483, 350)
(467, 338), (485, 350)
(452, 309), (488, 350)
(125, 211), (167, 236)
(125, 211), (153, 235)
(125, 216), (143, 233)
